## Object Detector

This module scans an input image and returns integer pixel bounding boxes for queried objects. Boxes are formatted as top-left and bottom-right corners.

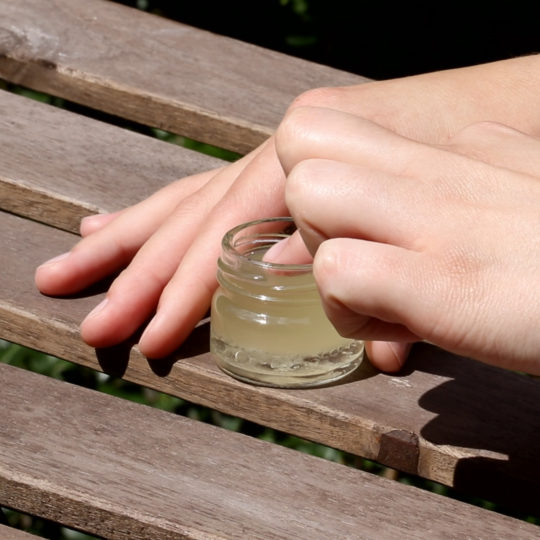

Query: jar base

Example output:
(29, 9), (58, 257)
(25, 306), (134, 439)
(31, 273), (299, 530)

(211, 335), (364, 388)
(215, 362), (362, 388)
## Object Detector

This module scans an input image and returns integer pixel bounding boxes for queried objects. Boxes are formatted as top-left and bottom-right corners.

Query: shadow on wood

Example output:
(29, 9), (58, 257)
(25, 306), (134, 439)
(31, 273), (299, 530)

(409, 345), (540, 517)
(96, 318), (212, 379)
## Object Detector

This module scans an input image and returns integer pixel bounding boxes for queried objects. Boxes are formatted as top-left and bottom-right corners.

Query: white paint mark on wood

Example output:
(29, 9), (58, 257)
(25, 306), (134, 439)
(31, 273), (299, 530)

(388, 378), (412, 388)
(9, 25), (60, 60)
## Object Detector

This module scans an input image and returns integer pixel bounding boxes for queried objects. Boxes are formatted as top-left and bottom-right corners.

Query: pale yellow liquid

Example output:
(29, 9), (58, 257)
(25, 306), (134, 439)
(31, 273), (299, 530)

(211, 260), (364, 387)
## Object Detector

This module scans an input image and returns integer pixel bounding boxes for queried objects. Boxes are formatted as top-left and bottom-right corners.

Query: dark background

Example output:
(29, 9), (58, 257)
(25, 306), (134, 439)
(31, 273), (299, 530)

(114, 0), (540, 79)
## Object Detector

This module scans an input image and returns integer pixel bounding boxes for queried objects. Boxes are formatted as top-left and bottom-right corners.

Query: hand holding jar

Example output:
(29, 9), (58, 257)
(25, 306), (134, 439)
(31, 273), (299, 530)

(266, 105), (540, 375)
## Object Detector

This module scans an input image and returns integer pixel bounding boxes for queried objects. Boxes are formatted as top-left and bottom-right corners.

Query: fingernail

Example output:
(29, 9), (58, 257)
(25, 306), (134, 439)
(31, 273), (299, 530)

(83, 298), (108, 321)
(263, 238), (289, 262)
(81, 212), (110, 225)
(388, 342), (413, 368)
(81, 215), (97, 227)
(37, 252), (71, 269)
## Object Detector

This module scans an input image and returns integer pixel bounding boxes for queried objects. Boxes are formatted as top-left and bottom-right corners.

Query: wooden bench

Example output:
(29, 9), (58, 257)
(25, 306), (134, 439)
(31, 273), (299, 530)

(1, 0), (540, 538)
(0, 523), (36, 540)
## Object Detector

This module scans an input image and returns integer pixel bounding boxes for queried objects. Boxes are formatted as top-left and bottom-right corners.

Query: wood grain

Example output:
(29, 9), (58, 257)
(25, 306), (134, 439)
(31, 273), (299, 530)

(0, 0), (367, 154)
(0, 524), (38, 540)
(1, 361), (538, 540)
(2, 211), (540, 516)
(3, 0), (538, 532)
(0, 89), (223, 233)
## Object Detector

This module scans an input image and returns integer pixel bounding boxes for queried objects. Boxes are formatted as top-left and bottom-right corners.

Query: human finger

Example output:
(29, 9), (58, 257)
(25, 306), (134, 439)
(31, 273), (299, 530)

(35, 168), (222, 296)
(260, 216), (416, 372)
(80, 210), (124, 237)
(313, 238), (421, 369)
(285, 157), (441, 257)
(261, 202), (416, 372)
(136, 140), (287, 358)
(262, 230), (313, 265)
(365, 342), (414, 373)
(275, 105), (459, 184)
(80, 167), (235, 347)
(277, 107), (540, 190)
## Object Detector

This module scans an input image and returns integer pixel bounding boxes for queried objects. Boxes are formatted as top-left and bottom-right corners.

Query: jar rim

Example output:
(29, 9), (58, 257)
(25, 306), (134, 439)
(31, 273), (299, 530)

(222, 217), (312, 272)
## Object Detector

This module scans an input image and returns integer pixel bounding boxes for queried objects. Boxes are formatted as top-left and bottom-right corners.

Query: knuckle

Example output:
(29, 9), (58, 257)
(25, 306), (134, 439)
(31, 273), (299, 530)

(313, 242), (340, 291)
(286, 159), (316, 191)
(288, 87), (343, 111)
(285, 162), (324, 220)
(276, 106), (316, 150)
(112, 264), (165, 297)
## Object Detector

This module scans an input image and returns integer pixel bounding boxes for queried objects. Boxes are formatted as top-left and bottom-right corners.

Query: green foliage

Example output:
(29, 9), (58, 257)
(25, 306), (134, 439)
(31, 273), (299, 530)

(280, 0), (310, 17)
(0, 341), (71, 379)
(1, 82), (64, 107)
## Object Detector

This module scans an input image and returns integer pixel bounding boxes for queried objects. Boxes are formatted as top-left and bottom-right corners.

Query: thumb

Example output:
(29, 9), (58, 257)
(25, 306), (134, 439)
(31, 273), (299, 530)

(313, 237), (422, 355)
(365, 341), (414, 372)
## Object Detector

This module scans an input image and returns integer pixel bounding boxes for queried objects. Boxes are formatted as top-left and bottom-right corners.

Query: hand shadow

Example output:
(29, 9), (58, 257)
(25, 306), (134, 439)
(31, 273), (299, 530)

(411, 344), (540, 517)
(95, 317), (211, 379)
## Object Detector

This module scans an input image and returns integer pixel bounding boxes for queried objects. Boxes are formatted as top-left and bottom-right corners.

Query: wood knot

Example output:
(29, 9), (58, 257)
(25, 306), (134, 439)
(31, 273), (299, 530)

(34, 58), (57, 70)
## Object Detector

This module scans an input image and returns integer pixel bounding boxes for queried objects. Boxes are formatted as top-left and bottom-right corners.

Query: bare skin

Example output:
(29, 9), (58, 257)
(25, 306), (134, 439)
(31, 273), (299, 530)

(269, 107), (540, 374)
(35, 55), (540, 371)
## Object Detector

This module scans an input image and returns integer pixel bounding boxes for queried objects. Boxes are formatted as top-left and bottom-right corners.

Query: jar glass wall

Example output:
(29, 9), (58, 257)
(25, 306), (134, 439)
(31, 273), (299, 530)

(210, 218), (364, 388)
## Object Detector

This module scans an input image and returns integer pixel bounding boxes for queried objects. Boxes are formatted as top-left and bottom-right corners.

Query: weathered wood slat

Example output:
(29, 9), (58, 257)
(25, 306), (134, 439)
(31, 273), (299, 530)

(0, 89), (223, 233)
(1, 361), (538, 540)
(2, 210), (540, 516)
(3, 0), (538, 534)
(0, 0), (366, 154)
(0, 524), (38, 540)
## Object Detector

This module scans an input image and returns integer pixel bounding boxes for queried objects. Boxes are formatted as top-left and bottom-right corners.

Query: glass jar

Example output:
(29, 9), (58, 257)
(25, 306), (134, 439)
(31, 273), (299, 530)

(210, 217), (364, 388)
